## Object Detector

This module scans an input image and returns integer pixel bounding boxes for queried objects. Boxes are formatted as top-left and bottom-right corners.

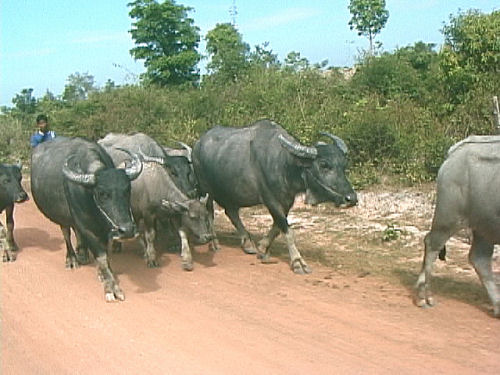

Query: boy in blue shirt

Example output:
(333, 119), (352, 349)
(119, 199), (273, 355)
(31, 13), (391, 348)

(30, 114), (56, 147)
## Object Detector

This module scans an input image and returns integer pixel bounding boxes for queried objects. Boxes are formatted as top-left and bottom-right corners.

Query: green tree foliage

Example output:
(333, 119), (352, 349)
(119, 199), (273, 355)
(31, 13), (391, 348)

(440, 9), (500, 104)
(352, 42), (440, 105)
(248, 42), (280, 69)
(12, 88), (37, 114)
(62, 72), (96, 103)
(3, 8), (497, 186)
(348, 0), (389, 55)
(205, 23), (250, 83)
(128, 0), (201, 86)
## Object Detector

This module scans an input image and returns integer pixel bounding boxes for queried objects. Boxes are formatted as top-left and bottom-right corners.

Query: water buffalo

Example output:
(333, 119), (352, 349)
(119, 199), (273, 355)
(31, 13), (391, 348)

(162, 142), (198, 199)
(99, 133), (213, 271)
(0, 162), (29, 262)
(415, 135), (500, 317)
(192, 119), (357, 274)
(31, 136), (142, 301)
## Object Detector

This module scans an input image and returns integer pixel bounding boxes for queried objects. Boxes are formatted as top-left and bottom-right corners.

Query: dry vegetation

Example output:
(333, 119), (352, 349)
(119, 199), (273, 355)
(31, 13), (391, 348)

(213, 183), (500, 309)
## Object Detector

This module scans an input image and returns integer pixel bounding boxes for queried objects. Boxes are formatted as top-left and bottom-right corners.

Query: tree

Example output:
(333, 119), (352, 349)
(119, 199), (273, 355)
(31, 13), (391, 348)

(62, 72), (96, 102)
(12, 88), (37, 114)
(283, 51), (310, 72)
(205, 23), (249, 83)
(348, 0), (389, 56)
(128, 0), (201, 86)
(440, 10), (499, 103)
(248, 42), (279, 69)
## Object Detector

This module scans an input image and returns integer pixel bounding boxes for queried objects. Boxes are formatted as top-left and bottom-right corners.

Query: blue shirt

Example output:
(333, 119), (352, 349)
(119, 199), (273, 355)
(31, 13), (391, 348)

(30, 130), (56, 147)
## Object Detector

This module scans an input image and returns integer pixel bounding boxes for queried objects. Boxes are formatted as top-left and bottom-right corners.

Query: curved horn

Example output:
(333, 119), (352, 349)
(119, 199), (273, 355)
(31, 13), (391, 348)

(200, 193), (209, 206)
(319, 132), (348, 154)
(62, 156), (96, 186)
(116, 147), (143, 181)
(278, 134), (317, 159)
(136, 147), (165, 165)
(176, 141), (192, 162)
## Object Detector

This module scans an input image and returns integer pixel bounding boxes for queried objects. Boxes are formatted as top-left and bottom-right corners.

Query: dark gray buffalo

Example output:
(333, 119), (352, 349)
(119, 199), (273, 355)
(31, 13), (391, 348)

(99, 133), (213, 271)
(162, 142), (198, 199)
(193, 119), (357, 274)
(415, 135), (500, 317)
(31, 137), (142, 301)
(0, 162), (29, 262)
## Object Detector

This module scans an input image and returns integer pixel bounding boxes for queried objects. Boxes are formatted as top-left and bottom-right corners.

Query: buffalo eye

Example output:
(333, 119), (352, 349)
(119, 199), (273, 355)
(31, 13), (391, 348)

(168, 167), (178, 177)
(95, 190), (110, 202)
(318, 160), (329, 169)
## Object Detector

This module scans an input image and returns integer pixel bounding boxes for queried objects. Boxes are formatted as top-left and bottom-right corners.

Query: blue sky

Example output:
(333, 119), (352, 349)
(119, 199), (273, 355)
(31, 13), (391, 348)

(1, 0), (497, 107)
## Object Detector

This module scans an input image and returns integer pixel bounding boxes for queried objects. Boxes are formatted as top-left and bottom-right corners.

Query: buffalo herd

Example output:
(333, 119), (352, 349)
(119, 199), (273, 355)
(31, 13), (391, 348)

(1, 119), (499, 317)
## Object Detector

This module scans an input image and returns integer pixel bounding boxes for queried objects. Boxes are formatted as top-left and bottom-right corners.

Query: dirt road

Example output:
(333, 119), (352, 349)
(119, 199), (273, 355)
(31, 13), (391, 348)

(2, 198), (499, 374)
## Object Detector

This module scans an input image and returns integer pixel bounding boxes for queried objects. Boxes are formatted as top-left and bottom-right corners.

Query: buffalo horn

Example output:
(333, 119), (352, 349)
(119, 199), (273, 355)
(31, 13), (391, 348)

(176, 141), (192, 163)
(200, 193), (209, 205)
(278, 134), (318, 159)
(137, 147), (165, 165)
(115, 147), (143, 180)
(319, 132), (348, 154)
(62, 156), (96, 186)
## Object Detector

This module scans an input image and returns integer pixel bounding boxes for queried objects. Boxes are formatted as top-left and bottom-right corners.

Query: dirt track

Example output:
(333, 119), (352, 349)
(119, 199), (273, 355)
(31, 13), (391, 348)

(2, 197), (499, 374)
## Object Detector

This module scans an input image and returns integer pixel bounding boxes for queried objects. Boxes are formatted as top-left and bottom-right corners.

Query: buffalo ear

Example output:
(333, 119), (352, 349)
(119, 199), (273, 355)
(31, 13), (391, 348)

(160, 200), (189, 215)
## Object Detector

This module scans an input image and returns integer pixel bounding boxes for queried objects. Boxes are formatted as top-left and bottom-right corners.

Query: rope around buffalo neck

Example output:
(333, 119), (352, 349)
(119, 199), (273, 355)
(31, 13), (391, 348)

(303, 169), (345, 199)
(93, 196), (120, 230)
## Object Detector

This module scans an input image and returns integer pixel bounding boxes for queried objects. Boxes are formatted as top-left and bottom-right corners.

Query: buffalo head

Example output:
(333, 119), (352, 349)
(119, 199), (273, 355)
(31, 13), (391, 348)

(62, 151), (142, 240)
(279, 132), (357, 207)
(160, 194), (213, 244)
(0, 162), (29, 205)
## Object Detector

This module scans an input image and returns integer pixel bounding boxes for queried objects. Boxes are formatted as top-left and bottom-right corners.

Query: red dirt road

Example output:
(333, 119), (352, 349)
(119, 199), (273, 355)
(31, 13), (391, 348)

(2, 199), (499, 375)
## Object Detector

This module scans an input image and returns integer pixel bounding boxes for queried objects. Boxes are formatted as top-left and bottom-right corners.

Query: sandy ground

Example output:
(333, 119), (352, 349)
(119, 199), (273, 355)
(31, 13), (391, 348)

(1, 197), (499, 375)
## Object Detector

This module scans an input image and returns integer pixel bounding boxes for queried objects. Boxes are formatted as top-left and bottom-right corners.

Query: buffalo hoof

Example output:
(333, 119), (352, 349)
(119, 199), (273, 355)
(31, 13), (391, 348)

(290, 258), (312, 275)
(147, 259), (160, 268)
(242, 244), (258, 254)
(112, 242), (122, 253)
(76, 251), (91, 265)
(2, 249), (17, 262)
(414, 293), (436, 309)
(241, 238), (258, 254)
(291, 258), (312, 274)
(182, 262), (194, 272)
(65, 255), (80, 269)
(209, 242), (220, 252)
(105, 288), (125, 302)
(493, 305), (500, 318)
(257, 253), (278, 264)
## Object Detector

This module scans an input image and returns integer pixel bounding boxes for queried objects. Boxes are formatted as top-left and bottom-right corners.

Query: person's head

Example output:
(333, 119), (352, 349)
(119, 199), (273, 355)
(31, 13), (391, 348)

(36, 114), (49, 133)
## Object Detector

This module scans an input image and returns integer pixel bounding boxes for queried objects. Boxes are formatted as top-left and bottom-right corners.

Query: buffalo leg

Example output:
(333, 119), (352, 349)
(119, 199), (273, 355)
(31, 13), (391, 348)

(143, 218), (159, 268)
(266, 203), (311, 274)
(5, 205), (18, 251)
(95, 254), (125, 302)
(225, 207), (257, 254)
(74, 228), (91, 264)
(179, 228), (193, 271)
(468, 232), (500, 317)
(257, 224), (280, 262)
(61, 226), (79, 269)
(415, 229), (451, 308)
(207, 199), (220, 252)
(285, 227), (311, 274)
(1, 220), (15, 262)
